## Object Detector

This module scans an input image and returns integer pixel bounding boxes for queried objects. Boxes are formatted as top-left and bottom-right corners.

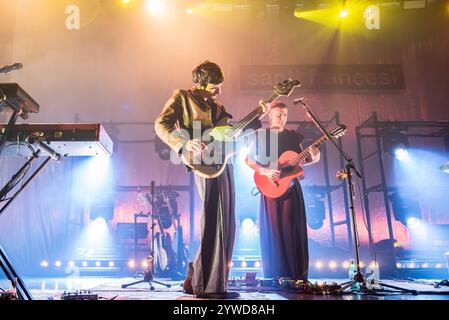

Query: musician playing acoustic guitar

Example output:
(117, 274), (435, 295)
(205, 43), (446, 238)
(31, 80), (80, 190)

(245, 101), (320, 282)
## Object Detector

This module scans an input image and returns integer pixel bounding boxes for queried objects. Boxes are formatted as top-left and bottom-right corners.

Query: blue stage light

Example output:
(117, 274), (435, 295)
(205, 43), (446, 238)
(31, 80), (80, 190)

(388, 192), (422, 228)
(394, 147), (409, 161)
(406, 217), (421, 229)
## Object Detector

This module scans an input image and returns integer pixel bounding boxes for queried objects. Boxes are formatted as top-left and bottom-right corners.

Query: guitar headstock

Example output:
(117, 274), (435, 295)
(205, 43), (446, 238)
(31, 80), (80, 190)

(273, 79), (301, 97)
(330, 124), (347, 138)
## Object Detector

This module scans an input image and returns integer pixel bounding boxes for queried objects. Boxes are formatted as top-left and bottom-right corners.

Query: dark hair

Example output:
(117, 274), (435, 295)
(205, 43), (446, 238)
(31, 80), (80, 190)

(192, 61), (224, 87)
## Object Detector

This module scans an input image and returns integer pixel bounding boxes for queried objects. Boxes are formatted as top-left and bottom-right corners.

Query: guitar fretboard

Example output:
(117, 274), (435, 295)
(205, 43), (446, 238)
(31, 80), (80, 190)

(289, 135), (329, 166)
(223, 92), (279, 141)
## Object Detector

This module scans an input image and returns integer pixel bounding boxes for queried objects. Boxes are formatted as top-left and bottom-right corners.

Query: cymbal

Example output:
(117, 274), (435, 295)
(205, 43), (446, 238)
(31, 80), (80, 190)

(440, 162), (449, 174)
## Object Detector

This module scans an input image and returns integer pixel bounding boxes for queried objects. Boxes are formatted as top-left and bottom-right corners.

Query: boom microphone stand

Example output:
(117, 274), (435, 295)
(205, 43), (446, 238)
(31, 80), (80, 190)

(293, 98), (367, 291)
(294, 98), (414, 295)
(121, 181), (171, 290)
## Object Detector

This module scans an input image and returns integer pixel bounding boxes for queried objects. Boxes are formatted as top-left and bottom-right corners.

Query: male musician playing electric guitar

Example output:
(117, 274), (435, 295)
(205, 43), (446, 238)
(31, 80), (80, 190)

(155, 61), (266, 299)
(245, 101), (320, 282)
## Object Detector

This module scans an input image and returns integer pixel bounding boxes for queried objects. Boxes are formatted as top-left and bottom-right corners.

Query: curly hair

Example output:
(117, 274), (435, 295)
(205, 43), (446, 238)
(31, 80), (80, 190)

(192, 60), (224, 87)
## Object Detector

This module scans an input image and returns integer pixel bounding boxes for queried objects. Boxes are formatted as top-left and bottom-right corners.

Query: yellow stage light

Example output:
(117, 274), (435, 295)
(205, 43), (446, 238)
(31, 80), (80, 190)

(339, 9), (348, 18)
(146, 0), (166, 15)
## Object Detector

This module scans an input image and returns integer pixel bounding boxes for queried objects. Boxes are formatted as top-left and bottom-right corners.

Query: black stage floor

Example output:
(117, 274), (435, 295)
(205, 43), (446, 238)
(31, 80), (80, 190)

(2, 277), (449, 300)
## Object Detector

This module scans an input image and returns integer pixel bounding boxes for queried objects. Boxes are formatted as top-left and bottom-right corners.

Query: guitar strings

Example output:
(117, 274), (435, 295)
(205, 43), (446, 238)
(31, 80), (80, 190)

(223, 92), (278, 141)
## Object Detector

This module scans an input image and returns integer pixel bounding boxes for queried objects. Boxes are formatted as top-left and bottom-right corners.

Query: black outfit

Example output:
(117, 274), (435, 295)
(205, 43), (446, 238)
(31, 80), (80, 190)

(250, 129), (309, 280)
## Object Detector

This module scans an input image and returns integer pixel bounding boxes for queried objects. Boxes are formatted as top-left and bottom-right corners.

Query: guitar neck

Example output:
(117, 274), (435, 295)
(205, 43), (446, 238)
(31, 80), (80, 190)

(224, 92), (279, 141)
(292, 135), (329, 165)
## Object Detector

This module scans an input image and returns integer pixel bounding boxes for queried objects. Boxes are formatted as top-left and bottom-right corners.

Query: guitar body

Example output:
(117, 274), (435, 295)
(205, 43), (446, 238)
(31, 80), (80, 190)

(181, 126), (236, 179)
(153, 232), (168, 272)
(254, 150), (305, 199)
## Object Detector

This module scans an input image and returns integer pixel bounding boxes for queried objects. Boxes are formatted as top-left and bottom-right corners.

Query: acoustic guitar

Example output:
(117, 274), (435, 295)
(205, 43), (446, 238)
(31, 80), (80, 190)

(254, 125), (347, 199)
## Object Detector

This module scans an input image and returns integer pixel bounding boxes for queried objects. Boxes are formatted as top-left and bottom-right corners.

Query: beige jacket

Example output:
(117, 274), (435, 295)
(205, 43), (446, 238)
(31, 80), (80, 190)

(155, 89), (233, 154)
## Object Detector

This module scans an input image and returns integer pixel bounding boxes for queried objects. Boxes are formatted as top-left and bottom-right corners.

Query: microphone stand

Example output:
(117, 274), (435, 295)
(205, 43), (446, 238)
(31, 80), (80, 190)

(294, 98), (366, 291)
(296, 99), (414, 295)
(0, 137), (61, 300)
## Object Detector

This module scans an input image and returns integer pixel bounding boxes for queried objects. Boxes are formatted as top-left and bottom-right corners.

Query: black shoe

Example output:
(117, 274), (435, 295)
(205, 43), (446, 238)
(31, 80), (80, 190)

(195, 291), (240, 299)
(183, 278), (193, 295)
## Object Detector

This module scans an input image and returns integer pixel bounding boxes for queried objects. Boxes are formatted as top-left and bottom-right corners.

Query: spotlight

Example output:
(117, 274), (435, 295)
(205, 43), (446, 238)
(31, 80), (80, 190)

(95, 261), (101, 267)
(90, 202), (115, 221)
(254, 261), (261, 268)
(186, 8), (193, 15)
(142, 260), (149, 268)
(146, 0), (166, 15)
(108, 261), (115, 267)
(40, 260), (49, 268)
(229, 261), (234, 268)
(241, 218), (255, 234)
(315, 261), (323, 269)
(55, 260), (62, 268)
(406, 217), (421, 229)
(394, 147), (409, 161)
(389, 192), (422, 228)
(329, 261), (337, 269)
(82, 261), (88, 267)
(381, 126), (409, 159)
(396, 262), (402, 268)
(241, 261), (248, 268)
(342, 261), (350, 269)
(339, 9), (349, 18)
(422, 263), (428, 268)
(68, 261), (75, 267)
(128, 260), (136, 268)
(435, 263), (443, 268)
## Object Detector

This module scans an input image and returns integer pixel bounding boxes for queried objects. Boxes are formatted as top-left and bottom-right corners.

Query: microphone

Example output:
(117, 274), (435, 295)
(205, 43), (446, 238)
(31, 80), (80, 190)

(293, 97), (306, 106)
(25, 136), (62, 162)
(0, 63), (23, 74)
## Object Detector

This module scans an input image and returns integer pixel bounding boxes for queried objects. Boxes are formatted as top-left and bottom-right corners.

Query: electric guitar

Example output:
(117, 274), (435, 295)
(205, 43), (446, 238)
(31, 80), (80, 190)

(254, 125), (347, 199)
(181, 79), (301, 179)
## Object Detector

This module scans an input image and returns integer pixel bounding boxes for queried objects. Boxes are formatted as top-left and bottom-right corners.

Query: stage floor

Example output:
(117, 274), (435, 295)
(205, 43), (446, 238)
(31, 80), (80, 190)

(2, 277), (449, 300)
